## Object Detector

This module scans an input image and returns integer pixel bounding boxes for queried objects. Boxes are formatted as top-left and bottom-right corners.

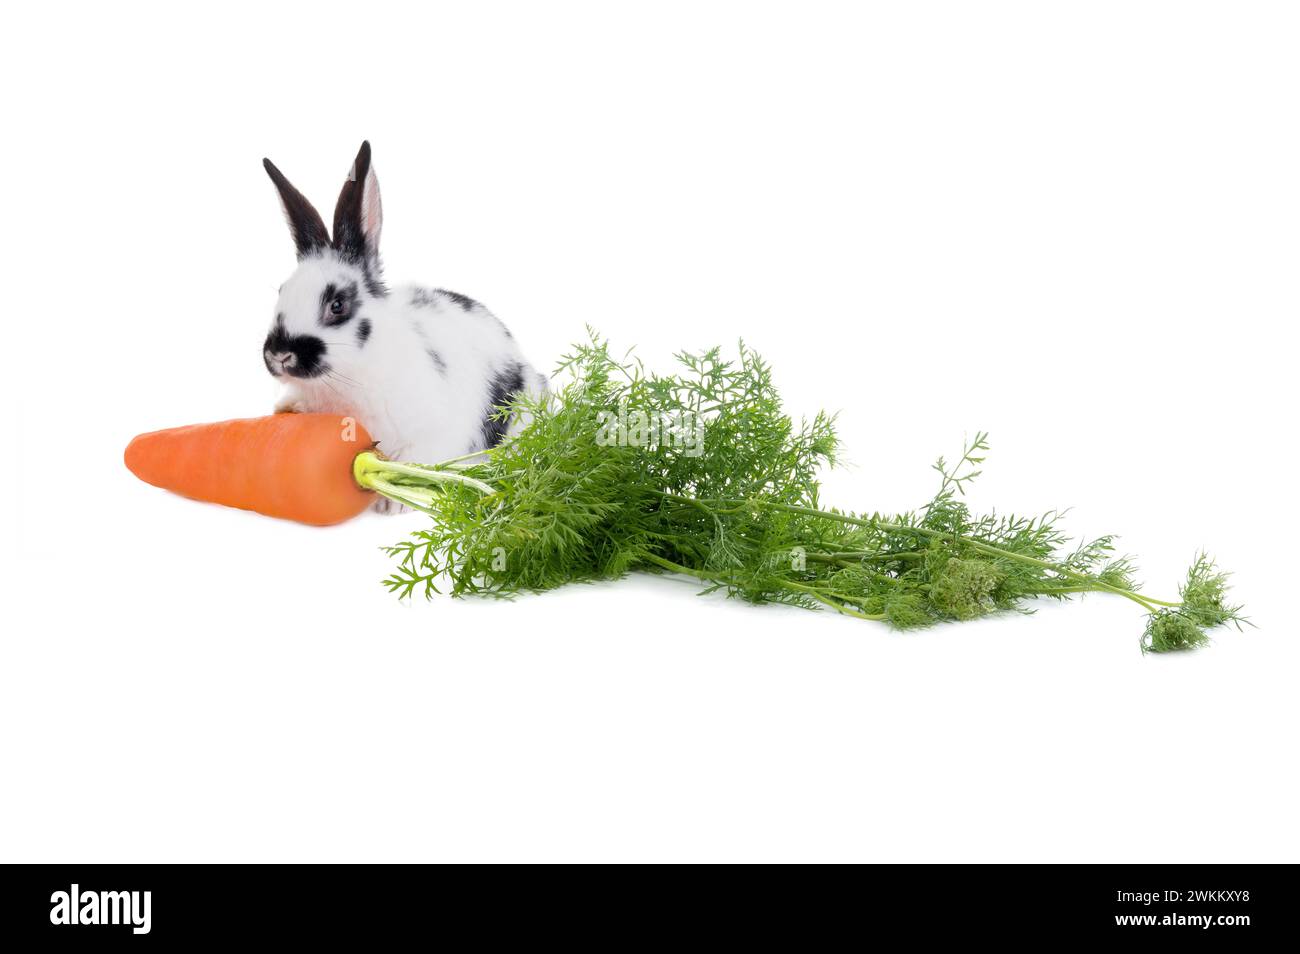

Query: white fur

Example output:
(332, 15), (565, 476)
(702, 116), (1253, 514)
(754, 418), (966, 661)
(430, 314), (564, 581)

(271, 254), (545, 465)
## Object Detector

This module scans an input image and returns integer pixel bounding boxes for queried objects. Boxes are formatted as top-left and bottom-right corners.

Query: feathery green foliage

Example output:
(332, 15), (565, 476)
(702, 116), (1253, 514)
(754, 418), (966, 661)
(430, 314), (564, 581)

(377, 331), (1244, 653)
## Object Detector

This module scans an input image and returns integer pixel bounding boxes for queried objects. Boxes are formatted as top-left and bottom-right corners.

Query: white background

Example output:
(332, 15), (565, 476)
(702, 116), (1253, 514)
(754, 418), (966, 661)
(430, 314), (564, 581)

(1, 1), (1295, 862)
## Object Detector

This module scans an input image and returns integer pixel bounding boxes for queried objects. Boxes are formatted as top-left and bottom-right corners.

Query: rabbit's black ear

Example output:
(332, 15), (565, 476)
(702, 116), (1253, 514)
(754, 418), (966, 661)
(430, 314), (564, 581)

(263, 157), (330, 258)
(333, 141), (382, 266)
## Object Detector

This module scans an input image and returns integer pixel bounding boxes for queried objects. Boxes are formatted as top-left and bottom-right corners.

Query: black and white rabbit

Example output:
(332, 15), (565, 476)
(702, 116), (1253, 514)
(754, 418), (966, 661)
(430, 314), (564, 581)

(262, 141), (547, 508)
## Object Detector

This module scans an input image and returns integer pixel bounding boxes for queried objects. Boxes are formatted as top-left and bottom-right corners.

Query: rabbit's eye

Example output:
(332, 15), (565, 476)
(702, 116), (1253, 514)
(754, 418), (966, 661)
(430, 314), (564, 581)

(319, 282), (358, 327)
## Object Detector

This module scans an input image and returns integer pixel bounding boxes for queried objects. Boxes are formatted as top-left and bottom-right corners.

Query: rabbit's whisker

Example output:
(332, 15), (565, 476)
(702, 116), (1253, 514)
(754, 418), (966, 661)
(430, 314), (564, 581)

(327, 369), (366, 390)
(318, 377), (348, 402)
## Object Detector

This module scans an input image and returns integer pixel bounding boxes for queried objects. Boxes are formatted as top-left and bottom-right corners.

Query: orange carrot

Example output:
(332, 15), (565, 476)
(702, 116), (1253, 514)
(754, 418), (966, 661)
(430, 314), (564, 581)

(126, 413), (497, 525)
(125, 414), (376, 525)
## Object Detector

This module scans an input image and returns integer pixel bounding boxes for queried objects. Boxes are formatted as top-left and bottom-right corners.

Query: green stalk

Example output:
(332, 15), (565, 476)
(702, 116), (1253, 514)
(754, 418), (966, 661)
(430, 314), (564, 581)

(806, 550), (925, 562)
(427, 448), (496, 471)
(640, 553), (887, 621)
(352, 450), (498, 510)
(660, 493), (1178, 614)
(366, 459), (1174, 618)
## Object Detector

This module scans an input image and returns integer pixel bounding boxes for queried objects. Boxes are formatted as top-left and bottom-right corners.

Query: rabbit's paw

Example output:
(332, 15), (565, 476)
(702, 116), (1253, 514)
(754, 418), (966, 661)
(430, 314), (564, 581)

(274, 396), (310, 414)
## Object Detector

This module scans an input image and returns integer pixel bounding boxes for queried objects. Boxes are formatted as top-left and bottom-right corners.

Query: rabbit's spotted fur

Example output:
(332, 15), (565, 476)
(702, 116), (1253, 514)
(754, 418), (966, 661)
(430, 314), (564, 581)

(262, 142), (546, 506)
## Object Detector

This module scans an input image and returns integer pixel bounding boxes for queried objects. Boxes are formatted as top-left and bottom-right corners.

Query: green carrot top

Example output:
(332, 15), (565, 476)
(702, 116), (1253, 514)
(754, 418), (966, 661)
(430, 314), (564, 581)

(375, 330), (1245, 654)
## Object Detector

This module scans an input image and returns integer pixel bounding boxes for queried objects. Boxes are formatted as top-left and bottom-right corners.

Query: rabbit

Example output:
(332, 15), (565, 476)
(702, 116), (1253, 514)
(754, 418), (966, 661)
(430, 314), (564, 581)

(261, 141), (548, 511)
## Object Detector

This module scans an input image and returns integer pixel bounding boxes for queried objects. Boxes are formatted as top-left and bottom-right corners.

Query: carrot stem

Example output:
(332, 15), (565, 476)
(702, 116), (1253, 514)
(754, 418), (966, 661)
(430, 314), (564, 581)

(352, 451), (498, 511)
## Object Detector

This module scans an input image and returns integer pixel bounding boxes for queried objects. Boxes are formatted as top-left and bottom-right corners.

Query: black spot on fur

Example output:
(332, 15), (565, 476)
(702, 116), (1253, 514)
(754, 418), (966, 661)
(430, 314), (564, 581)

(411, 286), (477, 311)
(434, 288), (478, 311)
(356, 318), (372, 345)
(361, 262), (387, 298)
(480, 363), (526, 449)
(427, 348), (447, 374)
(411, 286), (512, 338)
(264, 316), (328, 379)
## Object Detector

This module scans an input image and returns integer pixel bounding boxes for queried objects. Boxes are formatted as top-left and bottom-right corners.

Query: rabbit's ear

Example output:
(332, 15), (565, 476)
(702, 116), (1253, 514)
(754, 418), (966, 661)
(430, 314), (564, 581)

(263, 157), (330, 258)
(333, 140), (382, 266)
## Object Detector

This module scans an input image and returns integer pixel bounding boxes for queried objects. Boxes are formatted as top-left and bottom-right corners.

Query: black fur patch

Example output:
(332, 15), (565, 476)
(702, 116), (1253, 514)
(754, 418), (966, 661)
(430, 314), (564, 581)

(356, 318), (372, 345)
(320, 281), (359, 327)
(480, 363), (526, 449)
(410, 287), (513, 339)
(434, 288), (478, 311)
(362, 264), (388, 298)
(264, 316), (328, 379)
(409, 288), (508, 337)
(427, 348), (447, 374)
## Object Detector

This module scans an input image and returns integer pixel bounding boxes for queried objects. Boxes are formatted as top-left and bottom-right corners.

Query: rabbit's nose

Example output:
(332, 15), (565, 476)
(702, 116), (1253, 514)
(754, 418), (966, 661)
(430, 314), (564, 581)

(266, 350), (298, 369)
